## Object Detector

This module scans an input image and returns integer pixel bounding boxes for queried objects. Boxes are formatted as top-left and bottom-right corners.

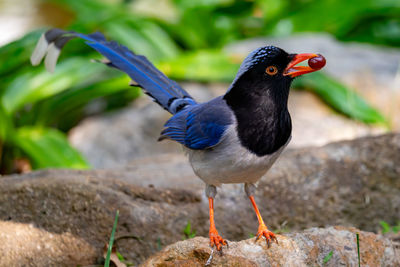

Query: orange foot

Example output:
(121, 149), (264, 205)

(255, 224), (278, 248)
(209, 229), (228, 251)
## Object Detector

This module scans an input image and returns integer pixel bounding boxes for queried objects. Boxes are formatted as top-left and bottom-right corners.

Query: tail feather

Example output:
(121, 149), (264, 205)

(31, 28), (196, 114)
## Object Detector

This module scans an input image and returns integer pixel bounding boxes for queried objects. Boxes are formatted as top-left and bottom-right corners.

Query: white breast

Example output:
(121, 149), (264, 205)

(186, 124), (289, 186)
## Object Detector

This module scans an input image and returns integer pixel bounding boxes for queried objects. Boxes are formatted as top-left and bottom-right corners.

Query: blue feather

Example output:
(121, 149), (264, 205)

(31, 29), (195, 114)
(160, 97), (233, 150)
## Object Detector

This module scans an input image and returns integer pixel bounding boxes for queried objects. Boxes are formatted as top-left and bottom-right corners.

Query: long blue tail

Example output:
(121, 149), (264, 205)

(30, 28), (196, 114)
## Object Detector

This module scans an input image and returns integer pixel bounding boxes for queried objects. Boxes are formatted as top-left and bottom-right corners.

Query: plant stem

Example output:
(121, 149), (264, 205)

(105, 210), (119, 267)
(0, 140), (3, 173)
(356, 233), (360, 267)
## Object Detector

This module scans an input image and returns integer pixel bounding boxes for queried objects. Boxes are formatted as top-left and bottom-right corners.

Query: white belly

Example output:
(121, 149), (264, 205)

(186, 125), (289, 186)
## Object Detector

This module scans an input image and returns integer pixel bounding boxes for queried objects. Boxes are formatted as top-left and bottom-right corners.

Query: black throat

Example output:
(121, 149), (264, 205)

(224, 77), (292, 157)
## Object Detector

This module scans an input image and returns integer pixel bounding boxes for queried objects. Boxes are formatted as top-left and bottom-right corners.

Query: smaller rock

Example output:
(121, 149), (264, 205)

(141, 226), (399, 267)
(0, 221), (96, 267)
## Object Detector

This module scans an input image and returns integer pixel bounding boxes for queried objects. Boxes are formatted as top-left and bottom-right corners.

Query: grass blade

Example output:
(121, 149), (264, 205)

(356, 233), (360, 267)
(105, 210), (119, 267)
(323, 251), (333, 264)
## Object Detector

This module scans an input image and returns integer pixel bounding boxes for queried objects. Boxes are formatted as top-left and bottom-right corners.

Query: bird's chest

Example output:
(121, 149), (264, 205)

(186, 125), (289, 186)
(234, 104), (292, 157)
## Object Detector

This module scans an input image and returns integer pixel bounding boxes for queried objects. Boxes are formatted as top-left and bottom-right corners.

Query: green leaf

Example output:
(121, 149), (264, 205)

(0, 30), (43, 78)
(392, 222), (400, 233)
(105, 210), (119, 267)
(380, 221), (391, 234)
(158, 50), (240, 82)
(116, 251), (125, 262)
(323, 251), (333, 264)
(0, 104), (13, 141)
(2, 58), (107, 114)
(105, 22), (164, 62)
(137, 21), (181, 60)
(183, 221), (196, 239)
(183, 221), (191, 236)
(293, 72), (387, 125)
(30, 74), (140, 129)
(13, 127), (89, 169)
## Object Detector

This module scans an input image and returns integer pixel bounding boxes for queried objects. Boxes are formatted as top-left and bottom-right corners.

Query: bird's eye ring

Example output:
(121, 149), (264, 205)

(265, 66), (278, 76)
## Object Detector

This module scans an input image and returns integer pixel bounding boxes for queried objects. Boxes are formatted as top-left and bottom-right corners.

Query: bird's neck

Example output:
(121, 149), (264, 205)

(224, 83), (292, 156)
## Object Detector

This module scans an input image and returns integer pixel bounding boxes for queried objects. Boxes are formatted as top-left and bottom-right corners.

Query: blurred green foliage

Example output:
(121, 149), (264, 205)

(0, 29), (140, 173)
(0, 0), (396, 173)
(380, 220), (400, 234)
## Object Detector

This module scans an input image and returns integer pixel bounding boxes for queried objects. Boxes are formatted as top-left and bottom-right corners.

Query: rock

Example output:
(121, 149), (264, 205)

(288, 90), (384, 148)
(0, 221), (96, 267)
(142, 227), (399, 267)
(69, 85), (384, 168)
(0, 134), (399, 265)
(69, 97), (180, 168)
(197, 133), (400, 240)
(115, 133), (400, 237)
(0, 171), (204, 265)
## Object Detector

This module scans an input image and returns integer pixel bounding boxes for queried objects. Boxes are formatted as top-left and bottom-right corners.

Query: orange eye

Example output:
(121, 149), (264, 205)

(265, 66), (278, 75)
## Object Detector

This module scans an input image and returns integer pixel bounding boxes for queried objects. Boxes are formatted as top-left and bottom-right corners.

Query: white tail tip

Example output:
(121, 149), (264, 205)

(44, 43), (61, 73)
(30, 34), (48, 66)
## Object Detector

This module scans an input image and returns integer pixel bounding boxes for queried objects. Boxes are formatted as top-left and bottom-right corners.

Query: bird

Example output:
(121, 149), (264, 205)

(31, 28), (326, 251)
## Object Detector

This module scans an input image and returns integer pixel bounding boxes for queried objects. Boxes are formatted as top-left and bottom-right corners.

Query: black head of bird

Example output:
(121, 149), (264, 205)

(224, 46), (326, 156)
(225, 46), (324, 108)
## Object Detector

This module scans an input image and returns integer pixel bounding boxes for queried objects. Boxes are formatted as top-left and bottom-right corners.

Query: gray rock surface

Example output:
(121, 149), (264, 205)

(0, 221), (96, 267)
(142, 227), (399, 267)
(114, 133), (400, 235)
(0, 133), (399, 265)
(0, 170), (202, 265)
(69, 88), (384, 168)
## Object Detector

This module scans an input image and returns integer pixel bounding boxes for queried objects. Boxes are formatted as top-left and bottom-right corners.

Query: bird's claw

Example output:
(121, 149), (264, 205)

(209, 231), (228, 251)
(255, 224), (278, 248)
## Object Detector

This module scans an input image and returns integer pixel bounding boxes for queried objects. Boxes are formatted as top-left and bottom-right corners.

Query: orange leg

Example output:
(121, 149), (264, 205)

(208, 197), (227, 250)
(248, 195), (278, 247)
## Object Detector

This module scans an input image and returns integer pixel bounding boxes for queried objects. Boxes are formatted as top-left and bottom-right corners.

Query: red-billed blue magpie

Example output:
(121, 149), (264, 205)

(31, 29), (325, 250)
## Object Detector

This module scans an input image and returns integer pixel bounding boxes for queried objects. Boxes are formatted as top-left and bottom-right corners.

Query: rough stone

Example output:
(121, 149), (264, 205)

(0, 171), (204, 265)
(142, 227), (399, 267)
(114, 133), (400, 236)
(0, 221), (96, 267)
(0, 134), (398, 265)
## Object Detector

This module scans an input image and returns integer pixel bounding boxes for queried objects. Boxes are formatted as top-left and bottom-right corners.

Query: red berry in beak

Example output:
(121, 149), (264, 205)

(308, 54), (326, 70)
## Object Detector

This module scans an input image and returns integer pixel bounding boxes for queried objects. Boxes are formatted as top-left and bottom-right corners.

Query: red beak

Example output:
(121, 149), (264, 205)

(284, 53), (320, 78)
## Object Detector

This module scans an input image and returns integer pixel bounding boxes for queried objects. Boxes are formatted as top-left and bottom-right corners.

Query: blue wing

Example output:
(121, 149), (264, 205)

(160, 97), (234, 149)
(31, 29), (195, 114)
